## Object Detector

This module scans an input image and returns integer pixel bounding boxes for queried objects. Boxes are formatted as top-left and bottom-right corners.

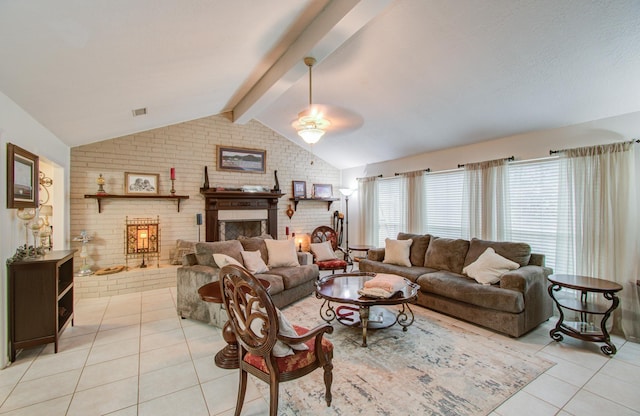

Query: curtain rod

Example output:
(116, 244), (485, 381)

(550, 139), (640, 155)
(457, 156), (514, 169)
(394, 168), (430, 176)
(356, 174), (383, 181)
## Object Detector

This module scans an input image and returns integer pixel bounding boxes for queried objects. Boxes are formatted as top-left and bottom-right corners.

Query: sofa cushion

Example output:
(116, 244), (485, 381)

(463, 238), (531, 268)
(252, 273), (285, 295)
(398, 233), (431, 266)
(170, 239), (197, 265)
(241, 250), (269, 274)
(358, 259), (437, 283)
(195, 240), (244, 267)
(462, 247), (520, 285)
(424, 237), (470, 274)
(416, 271), (524, 314)
(383, 238), (412, 267)
(239, 234), (273, 263)
(267, 264), (318, 290)
(264, 239), (300, 268)
(212, 253), (243, 268)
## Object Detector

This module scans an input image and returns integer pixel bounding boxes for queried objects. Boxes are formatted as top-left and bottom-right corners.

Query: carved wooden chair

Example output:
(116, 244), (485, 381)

(219, 264), (334, 416)
(310, 226), (348, 273)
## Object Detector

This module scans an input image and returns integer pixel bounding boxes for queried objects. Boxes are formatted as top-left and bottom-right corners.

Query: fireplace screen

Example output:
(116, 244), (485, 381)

(125, 216), (160, 268)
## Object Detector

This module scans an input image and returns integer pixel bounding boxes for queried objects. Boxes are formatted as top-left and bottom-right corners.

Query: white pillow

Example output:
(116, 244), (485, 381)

(264, 239), (300, 268)
(246, 300), (308, 357)
(310, 241), (338, 261)
(462, 247), (520, 285)
(383, 238), (413, 267)
(212, 253), (243, 268)
(240, 250), (269, 274)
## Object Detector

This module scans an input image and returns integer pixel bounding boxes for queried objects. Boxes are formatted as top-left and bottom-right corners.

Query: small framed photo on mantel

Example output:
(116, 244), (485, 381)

(125, 172), (159, 195)
(292, 181), (306, 198)
(312, 183), (333, 199)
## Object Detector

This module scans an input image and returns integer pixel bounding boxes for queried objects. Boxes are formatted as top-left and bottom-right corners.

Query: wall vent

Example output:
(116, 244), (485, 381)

(132, 108), (147, 117)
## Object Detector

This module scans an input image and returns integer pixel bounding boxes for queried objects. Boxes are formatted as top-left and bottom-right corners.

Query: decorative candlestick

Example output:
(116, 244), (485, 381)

(170, 168), (176, 195)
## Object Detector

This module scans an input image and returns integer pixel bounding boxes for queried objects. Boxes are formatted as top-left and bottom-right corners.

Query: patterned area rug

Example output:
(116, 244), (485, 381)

(255, 296), (553, 416)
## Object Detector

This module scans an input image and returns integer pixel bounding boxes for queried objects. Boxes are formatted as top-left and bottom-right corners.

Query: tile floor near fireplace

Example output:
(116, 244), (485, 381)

(1, 281), (639, 415)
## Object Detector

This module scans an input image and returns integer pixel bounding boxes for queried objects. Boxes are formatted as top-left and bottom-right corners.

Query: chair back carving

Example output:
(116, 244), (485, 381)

(220, 265), (278, 356)
(311, 226), (340, 251)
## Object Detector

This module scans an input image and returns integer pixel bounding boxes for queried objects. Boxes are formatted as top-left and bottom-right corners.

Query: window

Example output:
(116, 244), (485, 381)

(507, 158), (560, 270)
(424, 169), (464, 238)
(376, 177), (404, 246)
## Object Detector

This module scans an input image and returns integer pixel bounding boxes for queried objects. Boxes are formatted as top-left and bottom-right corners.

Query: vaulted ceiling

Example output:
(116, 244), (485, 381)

(1, 0), (639, 169)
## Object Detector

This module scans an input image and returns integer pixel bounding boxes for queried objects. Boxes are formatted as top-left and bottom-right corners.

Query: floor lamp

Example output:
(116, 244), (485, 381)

(339, 188), (354, 264)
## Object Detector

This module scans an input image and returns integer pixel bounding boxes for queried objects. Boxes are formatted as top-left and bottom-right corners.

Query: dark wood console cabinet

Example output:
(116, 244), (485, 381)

(200, 190), (284, 242)
(7, 249), (75, 362)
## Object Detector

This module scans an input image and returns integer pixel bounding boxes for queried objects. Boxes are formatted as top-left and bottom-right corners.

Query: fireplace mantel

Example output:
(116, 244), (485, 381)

(200, 189), (285, 241)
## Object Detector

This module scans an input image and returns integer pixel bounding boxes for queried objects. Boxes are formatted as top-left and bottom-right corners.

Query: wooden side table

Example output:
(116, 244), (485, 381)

(348, 244), (375, 262)
(198, 278), (270, 369)
(547, 274), (622, 355)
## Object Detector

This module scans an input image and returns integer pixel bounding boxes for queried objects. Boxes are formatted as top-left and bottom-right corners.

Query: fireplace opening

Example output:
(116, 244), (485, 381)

(219, 219), (267, 241)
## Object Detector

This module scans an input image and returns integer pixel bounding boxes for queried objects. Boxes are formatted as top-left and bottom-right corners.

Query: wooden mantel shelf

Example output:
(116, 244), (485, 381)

(84, 194), (190, 213)
(289, 197), (339, 211)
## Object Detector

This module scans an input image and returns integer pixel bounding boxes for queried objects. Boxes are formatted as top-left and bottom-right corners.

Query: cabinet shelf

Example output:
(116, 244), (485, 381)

(289, 197), (339, 211)
(84, 194), (189, 213)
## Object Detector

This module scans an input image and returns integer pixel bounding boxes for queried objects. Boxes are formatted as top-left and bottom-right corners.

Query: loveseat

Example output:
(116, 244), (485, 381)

(177, 236), (319, 328)
(358, 233), (553, 337)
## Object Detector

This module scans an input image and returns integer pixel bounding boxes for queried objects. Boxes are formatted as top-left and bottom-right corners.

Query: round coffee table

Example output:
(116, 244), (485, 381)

(315, 272), (419, 347)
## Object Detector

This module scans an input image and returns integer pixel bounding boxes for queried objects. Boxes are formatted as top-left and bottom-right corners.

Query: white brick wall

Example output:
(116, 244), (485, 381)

(70, 114), (341, 296)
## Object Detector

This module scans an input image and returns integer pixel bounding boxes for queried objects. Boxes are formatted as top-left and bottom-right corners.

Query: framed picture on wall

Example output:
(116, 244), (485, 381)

(292, 181), (306, 198)
(217, 146), (266, 173)
(6, 143), (39, 208)
(124, 172), (159, 195)
(312, 183), (333, 199)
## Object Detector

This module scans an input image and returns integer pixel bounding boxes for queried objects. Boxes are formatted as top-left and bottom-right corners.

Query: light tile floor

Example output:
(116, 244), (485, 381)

(0, 285), (639, 416)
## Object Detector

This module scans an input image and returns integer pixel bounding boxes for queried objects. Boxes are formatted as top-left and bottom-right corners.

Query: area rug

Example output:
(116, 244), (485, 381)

(255, 296), (554, 416)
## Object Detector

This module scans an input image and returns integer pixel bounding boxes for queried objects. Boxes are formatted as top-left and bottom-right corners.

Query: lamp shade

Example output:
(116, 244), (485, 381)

(39, 204), (53, 216)
(339, 188), (354, 197)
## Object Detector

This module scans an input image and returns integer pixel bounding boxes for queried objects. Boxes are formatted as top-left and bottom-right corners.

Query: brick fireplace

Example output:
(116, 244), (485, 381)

(200, 189), (284, 241)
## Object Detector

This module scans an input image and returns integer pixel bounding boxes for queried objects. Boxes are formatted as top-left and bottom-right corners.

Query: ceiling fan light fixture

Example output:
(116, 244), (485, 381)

(294, 57), (330, 144)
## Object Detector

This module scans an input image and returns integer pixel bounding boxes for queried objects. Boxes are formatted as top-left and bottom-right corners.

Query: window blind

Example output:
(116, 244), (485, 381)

(424, 169), (464, 238)
(508, 158), (561, 270)
(377, 177), (403, 246)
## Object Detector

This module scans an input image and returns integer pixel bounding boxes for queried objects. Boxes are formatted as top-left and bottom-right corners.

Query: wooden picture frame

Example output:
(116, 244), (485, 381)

(7, 143), (39, 208)
(217, 145), (266, 173)
(292, 181), (306, 198)
(313, 183), (333, 199)
(124, 172), (159, 195)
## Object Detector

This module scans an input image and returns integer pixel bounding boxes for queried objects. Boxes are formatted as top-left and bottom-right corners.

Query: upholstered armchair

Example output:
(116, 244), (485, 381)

(310, 226), (348, 273)
(219, 264), (334, 416)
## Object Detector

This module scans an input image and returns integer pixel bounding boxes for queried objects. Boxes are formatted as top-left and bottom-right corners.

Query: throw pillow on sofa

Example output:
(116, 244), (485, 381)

(383, 238), (413, 267)
(241, 250), (269, 274)
(462, 247), (520, 285)
(424, 237), (470, 274)
(310, 241), (338, 261)
(398, 232), (431, 266)
(238, 234), (273, 263)
(213, 253), (244, 268)
(264, 239), (300, 268)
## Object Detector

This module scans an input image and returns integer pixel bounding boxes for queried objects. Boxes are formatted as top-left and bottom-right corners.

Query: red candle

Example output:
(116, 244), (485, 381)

(170, 168), (175, 180)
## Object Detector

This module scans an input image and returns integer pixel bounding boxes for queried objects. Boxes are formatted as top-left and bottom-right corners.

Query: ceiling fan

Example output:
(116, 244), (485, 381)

(292, 57), (330, 144)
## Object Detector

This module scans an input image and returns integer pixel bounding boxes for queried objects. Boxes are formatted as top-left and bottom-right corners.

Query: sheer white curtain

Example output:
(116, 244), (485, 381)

(555, 141), (639, 340)
(357, 176), (379, 247)
(399, 170), (426, 233)
(462, 159), (511, 241)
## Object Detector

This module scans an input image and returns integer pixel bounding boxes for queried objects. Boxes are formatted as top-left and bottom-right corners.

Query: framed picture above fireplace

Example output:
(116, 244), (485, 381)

(125, 172), (159, 195)
(217, 146), (266, 173)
